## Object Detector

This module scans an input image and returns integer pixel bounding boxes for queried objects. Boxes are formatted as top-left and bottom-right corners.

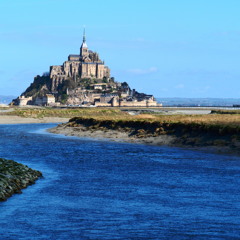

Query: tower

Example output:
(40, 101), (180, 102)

(80, 28), (88, 58)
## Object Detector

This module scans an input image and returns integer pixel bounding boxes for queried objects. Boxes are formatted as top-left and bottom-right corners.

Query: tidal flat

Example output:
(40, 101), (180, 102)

(46, 108), (240, 155)
(3, 107), (240, 154)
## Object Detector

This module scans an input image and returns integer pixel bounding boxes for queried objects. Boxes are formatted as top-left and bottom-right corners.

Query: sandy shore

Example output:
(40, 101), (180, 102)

(48, 123), (239, 156)
(0, 115), (70, 124)
(48, 124), (180, 146)
(0, 114), (237, 155)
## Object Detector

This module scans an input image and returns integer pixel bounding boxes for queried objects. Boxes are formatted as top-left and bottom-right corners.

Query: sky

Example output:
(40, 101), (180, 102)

(0, 0), (240, 98)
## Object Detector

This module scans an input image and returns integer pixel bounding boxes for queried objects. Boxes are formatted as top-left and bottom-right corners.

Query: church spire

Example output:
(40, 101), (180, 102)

(83, 28), (86, 43)
(80, 27), (88, 57)
(81, 27), (88, 49)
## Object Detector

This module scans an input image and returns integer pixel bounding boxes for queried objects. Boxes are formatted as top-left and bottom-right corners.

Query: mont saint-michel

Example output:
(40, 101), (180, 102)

(13, 31), (159, 107)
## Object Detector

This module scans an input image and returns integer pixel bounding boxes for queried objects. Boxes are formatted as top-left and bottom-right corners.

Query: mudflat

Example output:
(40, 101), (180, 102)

(48, 124), (176, 145)
(48, 123), (237, 156)
(0, 115), (69, 124)
(48, 115), (240, 156)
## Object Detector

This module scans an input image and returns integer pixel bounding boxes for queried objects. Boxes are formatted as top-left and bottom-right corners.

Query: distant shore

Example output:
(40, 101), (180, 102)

(0, 115), (69, 124)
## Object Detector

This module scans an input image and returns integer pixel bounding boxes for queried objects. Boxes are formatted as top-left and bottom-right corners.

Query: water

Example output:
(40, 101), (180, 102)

(0, 123), (240, 239)
(156, 97), (240, 107)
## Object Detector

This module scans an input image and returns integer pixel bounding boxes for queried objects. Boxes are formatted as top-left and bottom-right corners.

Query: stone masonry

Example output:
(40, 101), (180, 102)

(50, 30), (110, 91)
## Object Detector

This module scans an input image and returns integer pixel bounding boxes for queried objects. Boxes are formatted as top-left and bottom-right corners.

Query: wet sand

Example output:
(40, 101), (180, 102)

(48, 124), (176, 145)
(0, 115), (69, 124)
(0, 113), (238, 155)
(48, 123), (239, 156)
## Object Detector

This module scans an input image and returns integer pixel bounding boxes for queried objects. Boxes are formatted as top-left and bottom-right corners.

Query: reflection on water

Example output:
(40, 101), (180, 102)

(0, 123), (240, 240)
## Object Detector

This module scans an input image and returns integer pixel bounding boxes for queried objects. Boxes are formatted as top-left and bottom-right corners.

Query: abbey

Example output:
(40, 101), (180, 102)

(13, 30), (159, 107)
(50, 30), (110, 91)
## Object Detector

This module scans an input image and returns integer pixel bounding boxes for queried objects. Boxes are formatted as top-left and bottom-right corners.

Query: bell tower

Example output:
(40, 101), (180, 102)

(80, 28), (88, 58)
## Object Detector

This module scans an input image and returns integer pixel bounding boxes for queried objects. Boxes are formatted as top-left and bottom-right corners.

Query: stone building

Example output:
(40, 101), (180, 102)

(50, 30), (110, 91)
(35, 94), (56, 106)
(12, 30), (160, 107)
(17, 96), (32, 106)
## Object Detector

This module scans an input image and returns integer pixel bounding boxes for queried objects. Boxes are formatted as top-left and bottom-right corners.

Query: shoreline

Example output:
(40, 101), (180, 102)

(48, 123), (239, 156)
(0, 115), (69, 124)
(48, 124), (176, 145)
(0, 114), (239, 156)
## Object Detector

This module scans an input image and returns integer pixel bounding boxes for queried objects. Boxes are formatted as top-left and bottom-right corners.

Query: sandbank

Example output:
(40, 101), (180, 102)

(48, 123), (239, 156)
(48, 124), (175, 145)
(0, 115), (69, 124)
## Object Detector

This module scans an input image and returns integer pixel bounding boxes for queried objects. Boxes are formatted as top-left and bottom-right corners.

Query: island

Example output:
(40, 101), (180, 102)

(12, 30), (160, 108)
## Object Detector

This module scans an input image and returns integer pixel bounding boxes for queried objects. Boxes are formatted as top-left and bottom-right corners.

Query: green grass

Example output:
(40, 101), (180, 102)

(4, 107), (240, 129)
(4, 107), (240, 150)
(68, 115), (240, 135)
(211, 109), (240, 114)
(5, 107), (127, 119)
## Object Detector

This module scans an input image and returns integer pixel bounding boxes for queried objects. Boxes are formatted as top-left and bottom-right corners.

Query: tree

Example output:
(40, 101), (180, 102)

(122, 82), (129, 88)
(102, 76), (108, 83)
(60, 94), (68, 104)
(42, 72), (50, 77)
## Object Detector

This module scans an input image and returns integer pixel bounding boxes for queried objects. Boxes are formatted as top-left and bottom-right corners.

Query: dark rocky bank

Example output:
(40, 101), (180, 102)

(0, 158), (42, 201)
(58, 117), (240, 155)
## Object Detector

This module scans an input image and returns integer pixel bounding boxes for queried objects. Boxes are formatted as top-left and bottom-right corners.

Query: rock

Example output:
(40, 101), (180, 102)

(0, 158), (42, 201)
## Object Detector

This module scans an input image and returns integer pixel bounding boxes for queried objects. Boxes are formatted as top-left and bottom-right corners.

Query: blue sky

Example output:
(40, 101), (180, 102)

(0, 0), (240, 98)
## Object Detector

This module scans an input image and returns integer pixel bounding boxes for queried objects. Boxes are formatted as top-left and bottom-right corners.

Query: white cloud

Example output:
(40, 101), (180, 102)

(164, 69), (231, 77)
(175, 84), (184, 89)
(127, 67), (158, 75)
(193, 86), (211, 94)
(133, 38), (145, 43)
(160, 87), (168, 92)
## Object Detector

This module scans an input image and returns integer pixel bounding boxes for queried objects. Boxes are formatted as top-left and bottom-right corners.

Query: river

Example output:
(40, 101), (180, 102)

(0, 123), (240, 239)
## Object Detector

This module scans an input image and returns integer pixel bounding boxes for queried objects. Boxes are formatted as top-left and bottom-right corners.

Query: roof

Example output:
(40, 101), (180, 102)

(46, 94), (55, 98)
(69, 54), (80, 57)
(90, 83), (107, 86)
(81, 42), (88, 48)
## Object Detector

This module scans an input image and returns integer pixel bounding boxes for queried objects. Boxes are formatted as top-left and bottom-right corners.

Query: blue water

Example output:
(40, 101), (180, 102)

(0, 123), (240, 240)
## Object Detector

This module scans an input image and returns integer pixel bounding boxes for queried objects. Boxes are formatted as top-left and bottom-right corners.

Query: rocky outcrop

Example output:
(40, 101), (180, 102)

(0, 158), (42, 201)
